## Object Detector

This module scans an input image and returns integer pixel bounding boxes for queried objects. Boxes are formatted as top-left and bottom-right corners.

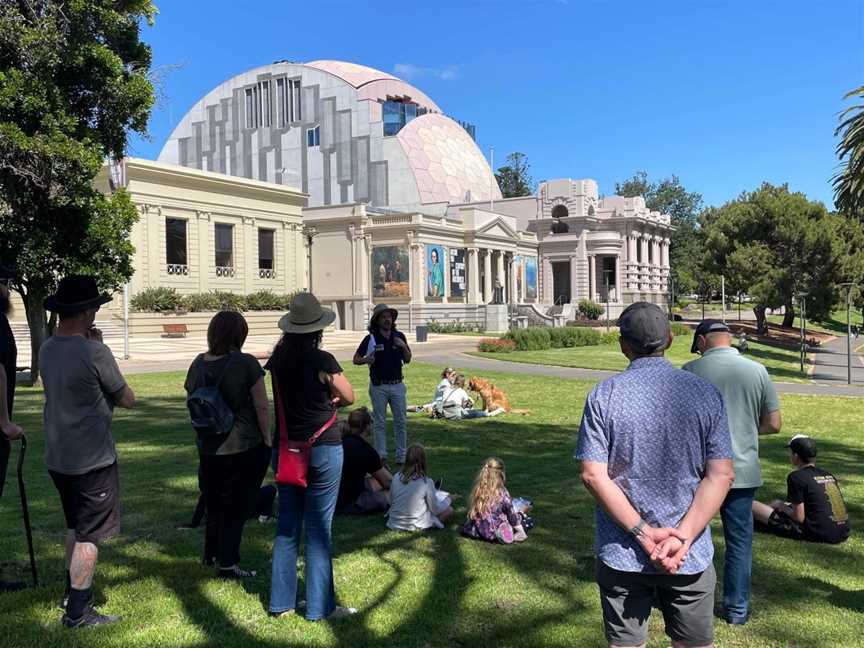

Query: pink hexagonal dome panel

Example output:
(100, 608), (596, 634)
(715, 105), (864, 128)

(397, 114), (502, 205)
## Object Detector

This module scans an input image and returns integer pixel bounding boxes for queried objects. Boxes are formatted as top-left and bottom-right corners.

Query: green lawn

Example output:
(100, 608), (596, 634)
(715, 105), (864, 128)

(1, 364), (862, 647)
(768, 308), (864, 336)
(473, 336), (811, 383)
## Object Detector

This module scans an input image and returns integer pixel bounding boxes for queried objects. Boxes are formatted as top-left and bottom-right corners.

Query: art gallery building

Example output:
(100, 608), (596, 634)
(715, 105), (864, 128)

(107, 59), (673, 331)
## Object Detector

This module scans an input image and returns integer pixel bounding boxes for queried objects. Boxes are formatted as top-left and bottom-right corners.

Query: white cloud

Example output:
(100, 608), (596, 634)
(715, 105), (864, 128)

(393, 63), (461, 82)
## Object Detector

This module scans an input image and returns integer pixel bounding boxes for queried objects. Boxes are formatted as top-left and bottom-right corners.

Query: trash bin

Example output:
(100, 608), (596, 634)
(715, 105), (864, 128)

(416, 325), (428, 343)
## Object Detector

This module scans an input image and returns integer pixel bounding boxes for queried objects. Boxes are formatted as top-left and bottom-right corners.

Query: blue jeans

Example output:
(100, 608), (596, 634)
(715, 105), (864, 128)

(719, 487), (757, 622)
(269, 444), (343, 620)
(369, 382), (407, 462)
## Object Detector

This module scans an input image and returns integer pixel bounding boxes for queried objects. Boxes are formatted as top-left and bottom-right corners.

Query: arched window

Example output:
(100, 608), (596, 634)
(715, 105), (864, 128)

(551, 204), (569, 219)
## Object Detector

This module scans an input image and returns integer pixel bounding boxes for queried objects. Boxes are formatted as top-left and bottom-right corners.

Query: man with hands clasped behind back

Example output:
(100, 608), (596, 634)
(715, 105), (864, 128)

(576, 303), (734, 648)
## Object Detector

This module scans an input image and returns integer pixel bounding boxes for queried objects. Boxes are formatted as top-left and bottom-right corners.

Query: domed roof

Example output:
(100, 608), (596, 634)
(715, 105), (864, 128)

(398, 113), (503, 205)
(305, 60), (398, 88)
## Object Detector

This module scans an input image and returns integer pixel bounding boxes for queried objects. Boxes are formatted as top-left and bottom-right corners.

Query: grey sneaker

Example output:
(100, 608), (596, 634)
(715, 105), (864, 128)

(62, 608), (122, 629)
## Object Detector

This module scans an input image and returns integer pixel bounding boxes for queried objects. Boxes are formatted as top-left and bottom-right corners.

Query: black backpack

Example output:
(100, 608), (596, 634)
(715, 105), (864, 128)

(186, 353), (236, 438)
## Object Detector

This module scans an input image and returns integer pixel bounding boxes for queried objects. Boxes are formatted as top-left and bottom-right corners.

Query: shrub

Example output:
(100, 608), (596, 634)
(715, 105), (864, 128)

(548, 326), (602, 348)
(427, 320), (484, 334)
(504, 327), (552, 351)
(671, 321), (691, 337)
(245, 290), (294, 311)
(184, 290), (247, 312)
(478, 338), (516, 353)
(600, 331), (620, 345)
(130, 287), (185, 313)
(578, 299), (604, 320)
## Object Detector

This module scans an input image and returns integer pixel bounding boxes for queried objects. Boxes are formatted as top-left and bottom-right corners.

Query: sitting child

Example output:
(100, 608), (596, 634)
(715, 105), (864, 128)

(462, 457), (528, 544)
(337, 407), (392, 514)
(434, 374), (504, 420)
(753, 435), (850, 544)
(387, 444), (454, 531)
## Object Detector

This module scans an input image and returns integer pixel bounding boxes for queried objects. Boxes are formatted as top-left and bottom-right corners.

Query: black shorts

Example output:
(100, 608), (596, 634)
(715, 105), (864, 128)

(765, 509), (805, 539)
(49, 462), (121, 544)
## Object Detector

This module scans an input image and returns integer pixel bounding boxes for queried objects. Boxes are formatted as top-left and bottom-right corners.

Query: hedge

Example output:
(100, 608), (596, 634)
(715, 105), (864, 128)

(477, 338), (516, 353)
(427, 320), (484, 334)
(130, 287), (296, 313)
(502, 326), (601, 351)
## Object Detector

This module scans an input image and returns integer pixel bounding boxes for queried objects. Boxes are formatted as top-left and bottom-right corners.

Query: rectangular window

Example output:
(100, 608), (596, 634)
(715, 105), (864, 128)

(306, 125), (320, 147)
(383, 101), (402, 136)
(215, 224), (234, 268)
(261, 80), (271, 127)
(258, 229), (275, 270)
(165, 218), (187, 266)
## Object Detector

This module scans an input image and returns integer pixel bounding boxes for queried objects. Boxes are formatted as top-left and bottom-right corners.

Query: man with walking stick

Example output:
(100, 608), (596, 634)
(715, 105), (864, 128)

(0, 265), (26, 593)
(41, 276), (136, 628)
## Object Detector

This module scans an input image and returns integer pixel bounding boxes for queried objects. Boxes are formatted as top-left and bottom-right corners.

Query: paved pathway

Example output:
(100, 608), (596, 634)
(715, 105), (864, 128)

(811, 334), (864, 387)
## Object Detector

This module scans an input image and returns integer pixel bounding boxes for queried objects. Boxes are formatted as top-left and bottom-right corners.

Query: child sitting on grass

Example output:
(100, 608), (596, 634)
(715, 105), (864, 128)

(387, 444), (454, 531)
(462, 457), (527, 544)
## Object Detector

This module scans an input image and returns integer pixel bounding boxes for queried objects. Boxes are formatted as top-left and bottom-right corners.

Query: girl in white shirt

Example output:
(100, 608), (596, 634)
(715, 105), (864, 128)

(442, 375), (505, 420)
(387, 444), (453, 531)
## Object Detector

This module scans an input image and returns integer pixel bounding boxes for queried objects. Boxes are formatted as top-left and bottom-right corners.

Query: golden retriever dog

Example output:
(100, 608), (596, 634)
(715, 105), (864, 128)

(467, 376), (519, 414)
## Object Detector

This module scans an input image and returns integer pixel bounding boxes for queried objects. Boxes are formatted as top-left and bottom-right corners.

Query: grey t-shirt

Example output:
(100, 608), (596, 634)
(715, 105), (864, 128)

(39, 335), (127, 475)
(683, 346), (780, 489)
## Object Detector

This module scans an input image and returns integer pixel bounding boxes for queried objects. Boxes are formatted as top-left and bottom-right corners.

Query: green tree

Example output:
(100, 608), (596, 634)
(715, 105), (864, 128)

(495, 152), (533, 198)
(833, 85), (864, 218)
(0, 1), (156, 382)
(701, 183), (844, 333)
(615, 171), (704, 294)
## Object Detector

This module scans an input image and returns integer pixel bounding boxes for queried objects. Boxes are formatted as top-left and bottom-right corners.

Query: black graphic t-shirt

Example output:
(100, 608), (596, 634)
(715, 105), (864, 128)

(787, 465), (850, 543)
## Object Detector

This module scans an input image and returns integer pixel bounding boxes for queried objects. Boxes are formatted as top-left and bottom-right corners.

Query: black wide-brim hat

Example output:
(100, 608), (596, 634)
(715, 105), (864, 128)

(44, 275), (113, 314)
(369, 303), (398, 329)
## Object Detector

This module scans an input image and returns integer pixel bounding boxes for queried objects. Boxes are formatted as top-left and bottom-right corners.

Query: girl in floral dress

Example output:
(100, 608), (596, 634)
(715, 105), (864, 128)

(462, 457), (528, 544)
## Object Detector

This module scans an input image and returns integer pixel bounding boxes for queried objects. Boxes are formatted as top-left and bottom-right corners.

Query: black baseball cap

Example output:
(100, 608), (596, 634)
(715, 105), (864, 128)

(787, 435), (817, 461)
(691, 319), (731, 354)
(618, 302), (671, 355)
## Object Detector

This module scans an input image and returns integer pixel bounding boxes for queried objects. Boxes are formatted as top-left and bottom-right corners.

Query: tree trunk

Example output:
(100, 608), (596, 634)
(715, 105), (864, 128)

(782, 300), (795, 328)
(19, 283), (51, 386)
(754, 305), (768, 334)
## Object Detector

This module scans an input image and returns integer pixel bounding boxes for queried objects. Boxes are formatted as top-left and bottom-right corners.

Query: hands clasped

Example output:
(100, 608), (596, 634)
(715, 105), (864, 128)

(636, 526), (690, 574)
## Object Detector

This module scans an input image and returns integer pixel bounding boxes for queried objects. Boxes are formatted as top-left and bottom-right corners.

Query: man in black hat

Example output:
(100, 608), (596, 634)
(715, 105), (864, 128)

(576, 302), (734, 648)
(683, 319), (781, 626)
(353, 304), (411, 465)
(40, 275), (135, 629)
(0, 266), (25, 592)
(753, 435), (850, 544)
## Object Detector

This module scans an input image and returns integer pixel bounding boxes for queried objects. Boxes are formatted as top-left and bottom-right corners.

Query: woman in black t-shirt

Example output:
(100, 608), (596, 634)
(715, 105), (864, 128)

(184, 311), (272, 579)
(267, 293), (356, 621)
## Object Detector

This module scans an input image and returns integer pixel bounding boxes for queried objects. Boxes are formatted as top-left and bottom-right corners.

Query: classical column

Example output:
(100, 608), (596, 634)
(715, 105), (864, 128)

(467, 247), (480, 304)
(588, 255), (596, 302)
(410, 239), (424, 304)
(615, 254), (622, 302)
(483, 249), (492, 304)
(662, 238), (670, 268)
(242, 216), (256, 294)
(639, 234), (650, 291)
(542, 257), (554, 303)
(197, 210), (211, 293)
(508, 254), (517, 304)
(628, 234), (638, 290)
(495, 250), (505, 302)
(569, 254), (579, 303)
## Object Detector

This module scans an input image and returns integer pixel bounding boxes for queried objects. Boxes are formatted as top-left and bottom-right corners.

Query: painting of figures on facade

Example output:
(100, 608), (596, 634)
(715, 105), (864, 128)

(449, 248), (466, 298)
(525, 257), (537, 301)
(427, 245), (446, 299)
(514, 255), (523, 301)
(372, 246), (410, 299)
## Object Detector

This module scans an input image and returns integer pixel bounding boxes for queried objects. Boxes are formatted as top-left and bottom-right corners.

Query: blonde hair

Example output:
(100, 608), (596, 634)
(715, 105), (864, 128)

(467, 457), (507, 519)
(400, 444), (428, 484)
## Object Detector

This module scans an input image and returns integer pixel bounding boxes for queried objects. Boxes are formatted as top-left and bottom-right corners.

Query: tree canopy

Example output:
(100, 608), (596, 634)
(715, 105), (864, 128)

(615, 171), (704, 294)
(0, 0), (156, 381)
(700, 183), (846, 332)
(495, 152), (534, 198)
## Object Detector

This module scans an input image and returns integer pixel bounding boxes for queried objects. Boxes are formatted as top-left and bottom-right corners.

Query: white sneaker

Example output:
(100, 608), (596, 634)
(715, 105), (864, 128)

(489, 407), (505, 416)
(327, 606), (358, 619)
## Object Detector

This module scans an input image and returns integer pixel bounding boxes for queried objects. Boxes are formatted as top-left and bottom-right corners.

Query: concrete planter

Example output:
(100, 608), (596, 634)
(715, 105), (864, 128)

(114, 311), (288, 337)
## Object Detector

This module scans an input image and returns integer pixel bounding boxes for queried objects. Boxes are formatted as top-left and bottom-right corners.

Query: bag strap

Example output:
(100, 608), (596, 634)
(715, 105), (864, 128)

(272, 372), (337, 448)
(212, 351), (236, 389)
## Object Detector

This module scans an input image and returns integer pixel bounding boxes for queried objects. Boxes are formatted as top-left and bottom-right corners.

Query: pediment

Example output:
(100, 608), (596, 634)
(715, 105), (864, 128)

(476, 219), (519, 240)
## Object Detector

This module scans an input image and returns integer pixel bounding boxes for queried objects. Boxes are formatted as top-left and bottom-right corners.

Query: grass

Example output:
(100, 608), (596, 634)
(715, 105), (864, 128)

(768, 308), (864, 336)
(1, 363), (862, 647)
(472, 336), (812, 383)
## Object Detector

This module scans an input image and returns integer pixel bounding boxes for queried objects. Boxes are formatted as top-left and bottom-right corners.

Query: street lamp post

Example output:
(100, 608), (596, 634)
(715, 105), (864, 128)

(798, 292), (809, 373)
(839, 283), (854, 385)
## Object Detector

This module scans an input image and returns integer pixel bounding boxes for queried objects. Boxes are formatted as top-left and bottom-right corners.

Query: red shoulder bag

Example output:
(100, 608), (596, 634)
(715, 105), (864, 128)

(273, 374), (337, 488)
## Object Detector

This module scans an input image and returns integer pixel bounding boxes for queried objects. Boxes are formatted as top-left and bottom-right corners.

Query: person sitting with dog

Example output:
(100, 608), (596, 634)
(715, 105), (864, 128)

(753, 435), (850, 544)
(337, 407), (392, 514)
(435, 374), (505, 420)
(408, 366), (455, 414)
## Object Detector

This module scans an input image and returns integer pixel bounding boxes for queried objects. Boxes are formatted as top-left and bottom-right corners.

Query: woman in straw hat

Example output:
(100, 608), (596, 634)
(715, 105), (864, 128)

(267, 293), (356, 621)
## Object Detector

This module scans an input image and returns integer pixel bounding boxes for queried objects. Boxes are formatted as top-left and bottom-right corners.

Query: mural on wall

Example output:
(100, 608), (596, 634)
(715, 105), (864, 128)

(426, 245), (446, 299)
(449, 248), (466, 298)
(514, 255), (523, 301)
(525, 257), (538, 301)
(372, 246), (410, 299)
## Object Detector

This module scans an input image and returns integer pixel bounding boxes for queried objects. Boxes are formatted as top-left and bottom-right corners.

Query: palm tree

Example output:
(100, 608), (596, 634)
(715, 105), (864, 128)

(833, 86), (864, 218)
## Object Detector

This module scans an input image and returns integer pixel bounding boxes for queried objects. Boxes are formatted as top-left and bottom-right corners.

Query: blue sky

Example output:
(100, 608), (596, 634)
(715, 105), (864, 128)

(130, 0), (863, 209)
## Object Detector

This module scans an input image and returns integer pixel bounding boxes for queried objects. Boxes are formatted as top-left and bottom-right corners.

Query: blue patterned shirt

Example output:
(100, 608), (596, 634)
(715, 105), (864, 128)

(575, 357), (732, 574)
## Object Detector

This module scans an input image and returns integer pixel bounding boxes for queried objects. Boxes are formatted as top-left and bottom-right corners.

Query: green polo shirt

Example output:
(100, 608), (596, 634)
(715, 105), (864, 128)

(683, 346), (780, 489)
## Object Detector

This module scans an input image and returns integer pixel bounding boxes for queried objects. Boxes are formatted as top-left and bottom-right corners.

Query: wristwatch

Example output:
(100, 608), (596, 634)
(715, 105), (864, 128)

(629, 518), (647, 538)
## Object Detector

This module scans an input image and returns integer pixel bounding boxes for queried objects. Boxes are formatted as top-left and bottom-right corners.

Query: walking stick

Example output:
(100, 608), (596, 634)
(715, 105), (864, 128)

(16, 435), (38, 586)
